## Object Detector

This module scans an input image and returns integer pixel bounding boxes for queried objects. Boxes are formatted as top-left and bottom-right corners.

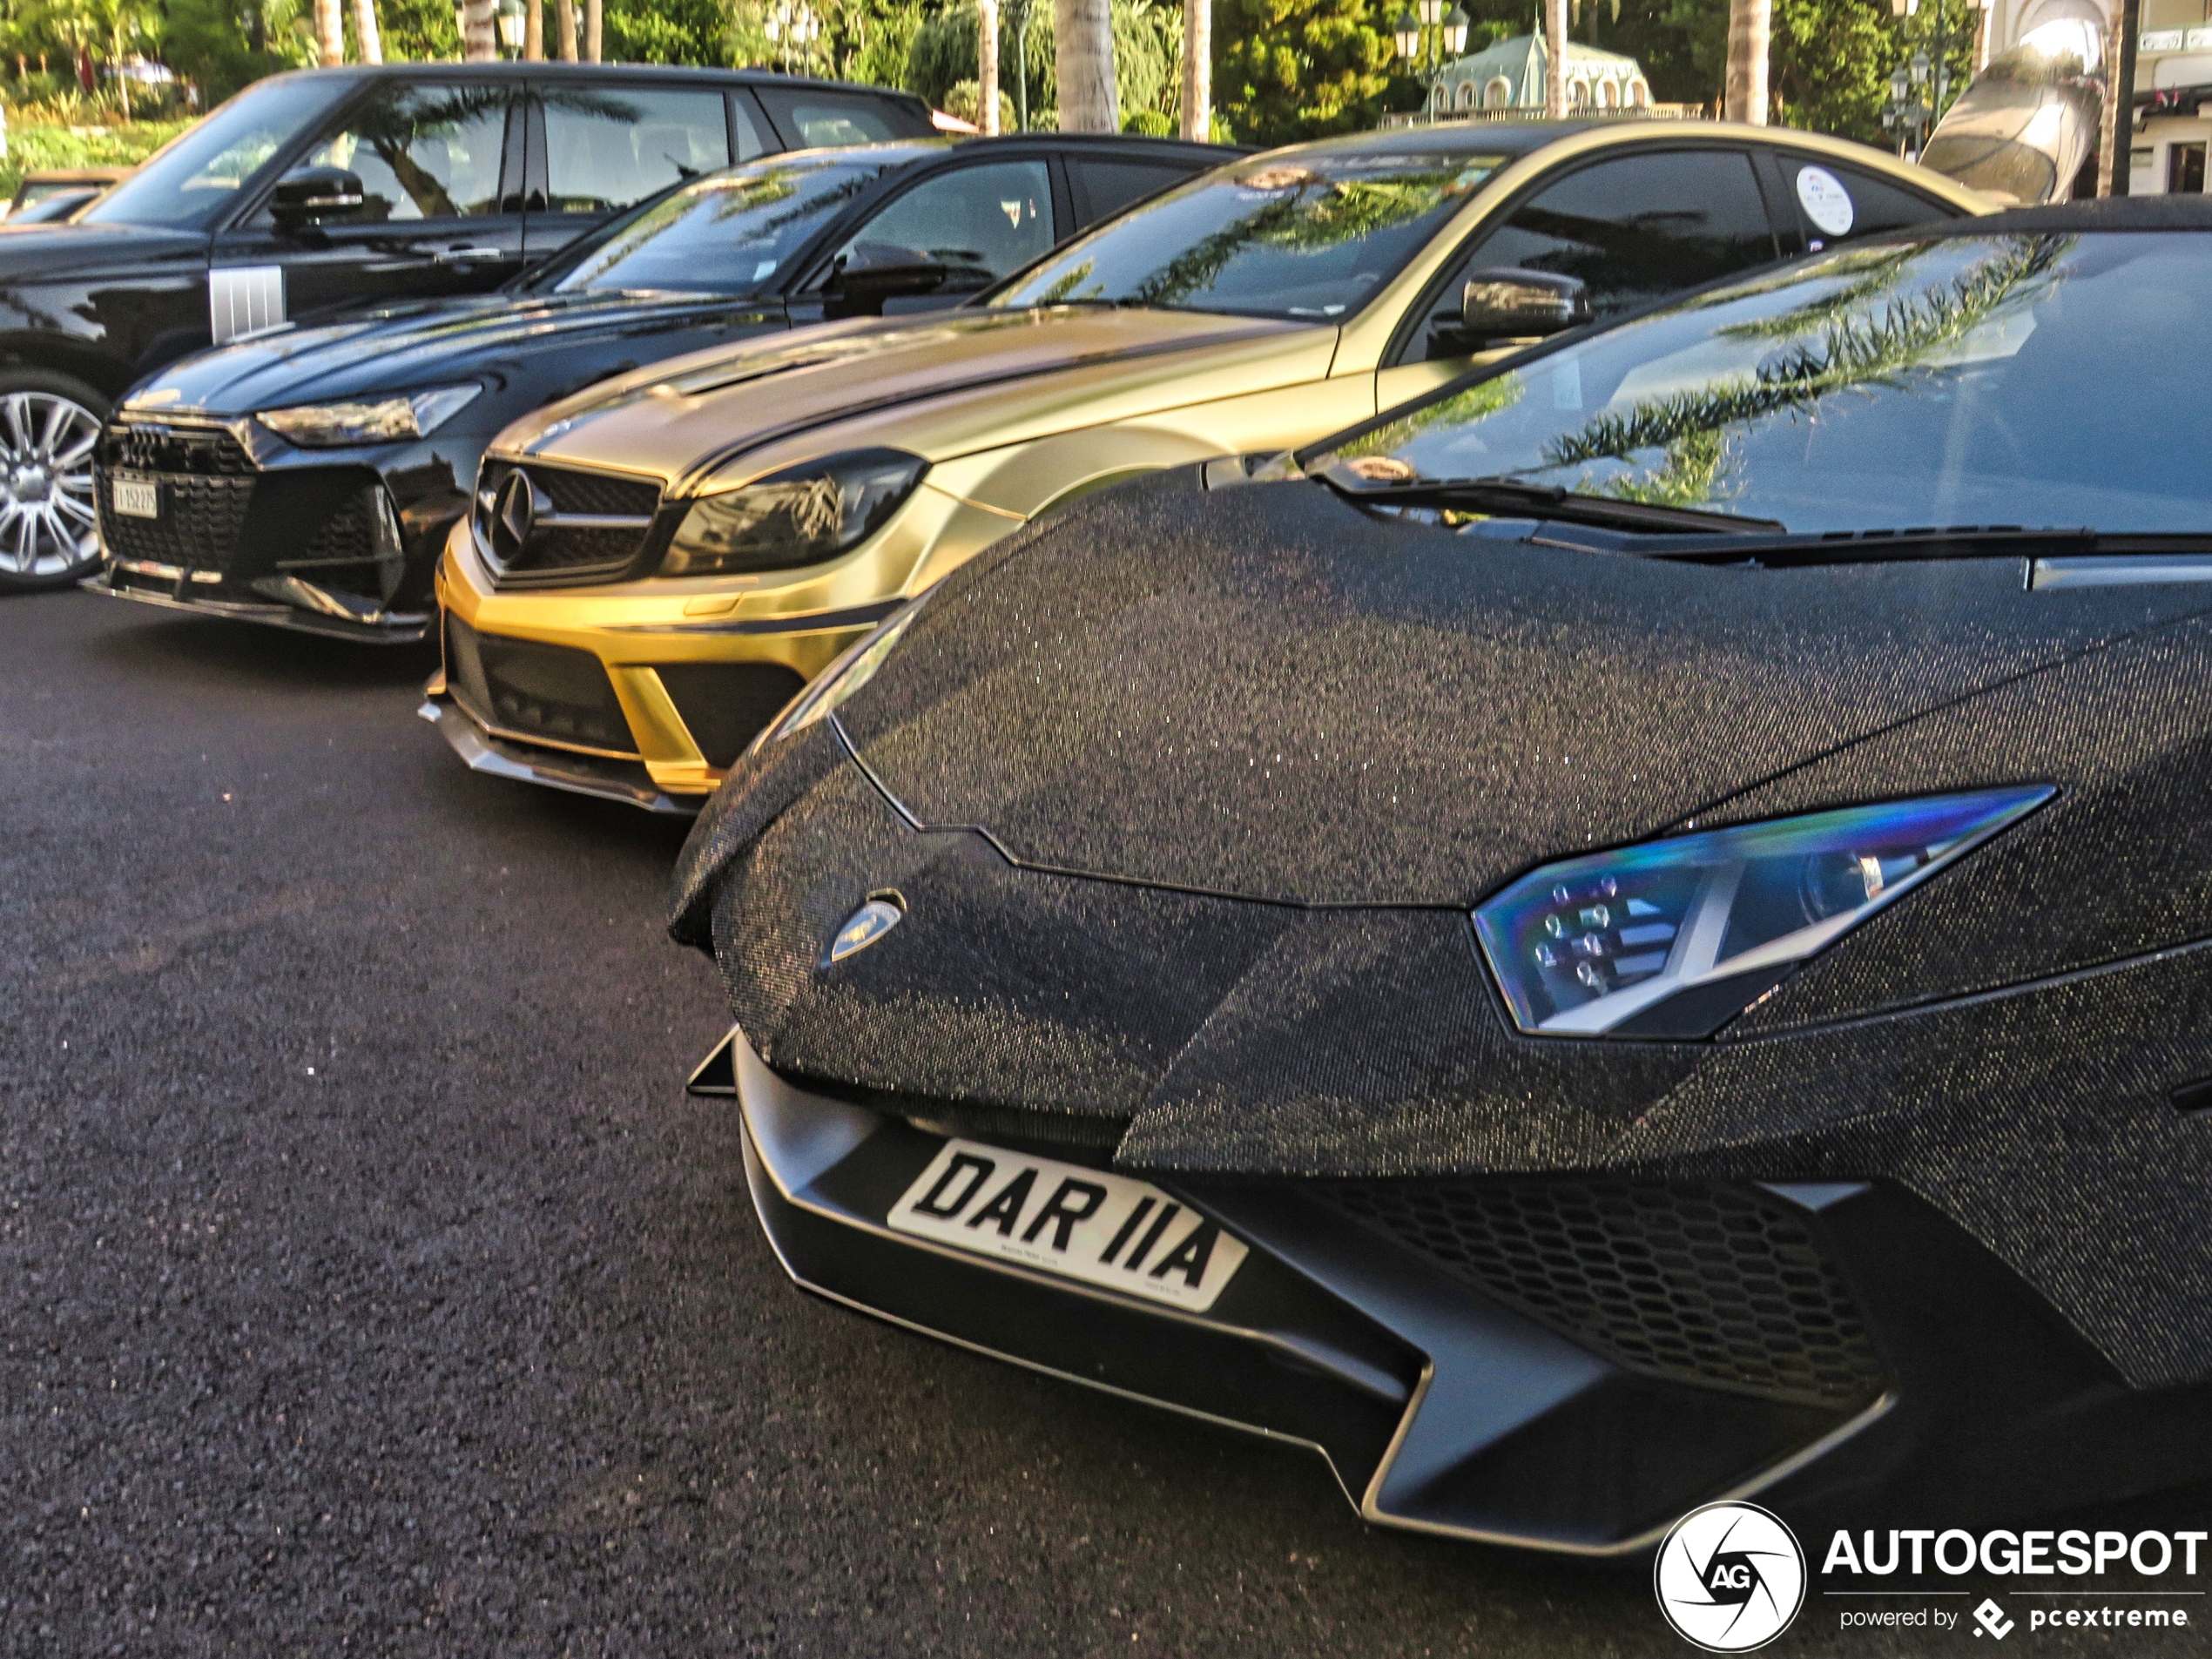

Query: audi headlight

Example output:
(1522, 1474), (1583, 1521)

(662, 448), (927, 578)
(745, 585), (936, 759)
(1474, 787), (2054, 1040)
(257, 384), (482, 447)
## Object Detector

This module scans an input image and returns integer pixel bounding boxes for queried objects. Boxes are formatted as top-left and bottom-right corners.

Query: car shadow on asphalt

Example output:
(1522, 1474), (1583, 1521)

(77, 604), (440, 691)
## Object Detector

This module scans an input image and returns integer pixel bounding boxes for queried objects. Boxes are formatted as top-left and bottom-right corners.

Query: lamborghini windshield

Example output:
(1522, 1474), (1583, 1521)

(989, 146), (1504, 320)
(535, 146), (928, 295)
(1312, 229), (2212, 535)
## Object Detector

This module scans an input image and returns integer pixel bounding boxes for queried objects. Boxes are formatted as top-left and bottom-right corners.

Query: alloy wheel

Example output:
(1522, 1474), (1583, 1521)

(0, 390), (101, 579)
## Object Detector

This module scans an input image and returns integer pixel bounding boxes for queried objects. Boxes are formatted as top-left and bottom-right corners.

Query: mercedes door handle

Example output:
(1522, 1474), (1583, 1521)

(434, 246), (508, 264)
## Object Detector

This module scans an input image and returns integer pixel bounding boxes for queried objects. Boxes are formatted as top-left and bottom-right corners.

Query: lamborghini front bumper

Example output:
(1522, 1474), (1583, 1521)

(711, 1026), (2212, 1553)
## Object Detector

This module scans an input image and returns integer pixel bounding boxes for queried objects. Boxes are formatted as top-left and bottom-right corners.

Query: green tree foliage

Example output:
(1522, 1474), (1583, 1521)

(0, 113), (188, 194)
(1642, 0), (1968, 140)
(1214, 0), (1396, 144)
(379, 0), (462, 58)
(906, 0), (1175, 125)
(160, 0), (311, 103)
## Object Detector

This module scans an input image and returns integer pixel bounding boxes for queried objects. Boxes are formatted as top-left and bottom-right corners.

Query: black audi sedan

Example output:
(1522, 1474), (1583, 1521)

(84, 132), (1227, 640)
(671, 197), (2212, 1552)
(0, 61), (934, 592)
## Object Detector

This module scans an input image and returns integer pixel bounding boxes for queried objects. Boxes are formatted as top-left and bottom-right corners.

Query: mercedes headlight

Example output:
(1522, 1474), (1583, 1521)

(746, 587), (935, 759)
(1474, 787), (2054, 1039)
(256, 384), (482, 447)
(661, 448), (927, 578)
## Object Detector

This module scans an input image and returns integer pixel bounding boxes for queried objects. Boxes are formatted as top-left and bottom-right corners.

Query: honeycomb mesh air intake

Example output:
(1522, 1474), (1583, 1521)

(1325, 1178), (1887, 1408)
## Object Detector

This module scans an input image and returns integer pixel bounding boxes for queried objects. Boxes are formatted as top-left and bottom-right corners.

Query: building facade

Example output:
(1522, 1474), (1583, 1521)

(1421, 33), (1655, 118)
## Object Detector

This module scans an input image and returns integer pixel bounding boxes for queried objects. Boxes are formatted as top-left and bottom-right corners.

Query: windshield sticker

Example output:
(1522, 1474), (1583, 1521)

(1796, 166), (1856, 238)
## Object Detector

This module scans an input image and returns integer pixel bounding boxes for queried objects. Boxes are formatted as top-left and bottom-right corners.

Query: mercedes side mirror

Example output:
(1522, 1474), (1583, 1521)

(826, 241), (950, 318)
(270, 166), (366, 231)
(1434, 267), (1592, 354)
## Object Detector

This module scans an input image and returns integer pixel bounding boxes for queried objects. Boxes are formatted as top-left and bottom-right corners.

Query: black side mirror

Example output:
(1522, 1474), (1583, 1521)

(270, 166), (366, 230)
(826, 241), (949, 318)
(1433, 267), (1592, 354)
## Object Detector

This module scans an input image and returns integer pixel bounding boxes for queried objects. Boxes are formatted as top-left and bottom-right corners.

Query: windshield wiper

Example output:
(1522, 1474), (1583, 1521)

(1315, 468), (1787, 536)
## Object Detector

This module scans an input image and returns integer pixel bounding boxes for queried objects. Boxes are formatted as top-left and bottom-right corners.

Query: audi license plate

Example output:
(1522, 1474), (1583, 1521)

(111, 473), (158, 519)
(888, 1139), (1248, 1312)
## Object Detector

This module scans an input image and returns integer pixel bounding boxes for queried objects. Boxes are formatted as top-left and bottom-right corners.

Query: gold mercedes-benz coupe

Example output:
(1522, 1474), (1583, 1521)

(427, 121), (1987, 811)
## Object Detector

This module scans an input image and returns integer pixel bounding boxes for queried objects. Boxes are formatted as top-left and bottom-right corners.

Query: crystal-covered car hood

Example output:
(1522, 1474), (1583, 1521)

(828, 472), (2212, 908)
(670, 468), (2212, 1390)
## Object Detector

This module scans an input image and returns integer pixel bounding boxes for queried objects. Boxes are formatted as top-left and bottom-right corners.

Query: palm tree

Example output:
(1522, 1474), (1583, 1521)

(1181, 0), (1210, 140)
(354, 0), (384, 62)
(462, 0), (498, 59)
(980, 0), (1001, 132)
(1055, 0), (1116, 130)
(1724, 0), (1769, 122)
(314, 0), (343, 64)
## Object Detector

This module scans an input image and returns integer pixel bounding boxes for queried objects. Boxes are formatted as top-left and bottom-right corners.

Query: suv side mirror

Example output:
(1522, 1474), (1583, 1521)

(826, 241), (949, 318)
(1433, 267), (1592, 354)
(270, 166), (366, 230)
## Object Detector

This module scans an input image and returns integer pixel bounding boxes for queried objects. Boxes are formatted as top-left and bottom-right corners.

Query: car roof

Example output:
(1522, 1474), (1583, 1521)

(263, 62), (926, 100)
(1271, 122), (1604, 161)
(758, 134), (1239, 171)
(958, 131), (1245, 161)
(1263, 118), (1969, 171)
(1954, 193), (2212, 233)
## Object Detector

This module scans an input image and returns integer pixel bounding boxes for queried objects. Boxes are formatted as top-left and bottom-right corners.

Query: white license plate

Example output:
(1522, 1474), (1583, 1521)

(111, 474), (158, 518)
(888, 1138), (1248, 1312)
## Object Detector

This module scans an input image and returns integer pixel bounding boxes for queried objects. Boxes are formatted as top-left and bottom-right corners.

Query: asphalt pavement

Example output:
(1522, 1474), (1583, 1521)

(0, 590), (2182, 1656)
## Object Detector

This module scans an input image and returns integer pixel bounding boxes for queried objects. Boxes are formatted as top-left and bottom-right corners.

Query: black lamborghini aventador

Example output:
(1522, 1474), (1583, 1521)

(671, 196), (2212, 1553)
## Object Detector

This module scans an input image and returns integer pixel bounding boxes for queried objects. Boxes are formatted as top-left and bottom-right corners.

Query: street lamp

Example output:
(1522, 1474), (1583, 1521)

(764, 2), (821, 69)
(1393, 10), (1421, 61)
(495, 0), (525, 54)
(1393, 0), (1467, 113)
(1883, 0), (1975, 162)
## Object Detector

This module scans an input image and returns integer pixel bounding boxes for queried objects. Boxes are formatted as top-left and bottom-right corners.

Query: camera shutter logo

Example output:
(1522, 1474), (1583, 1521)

(1654, 1501), (1806, 1652)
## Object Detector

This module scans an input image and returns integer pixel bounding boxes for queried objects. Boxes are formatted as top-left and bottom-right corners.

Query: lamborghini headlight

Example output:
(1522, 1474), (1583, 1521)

(257, 384), (481, 447)
(745, 585), (936, 759)
(1474, 787), (2054, 1039)
(662, 448), (927, 578)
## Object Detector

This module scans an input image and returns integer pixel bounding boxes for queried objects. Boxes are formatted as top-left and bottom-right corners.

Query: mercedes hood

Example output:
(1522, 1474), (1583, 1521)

(494, 305), (1320, 494)
(127, 287), (783, 421)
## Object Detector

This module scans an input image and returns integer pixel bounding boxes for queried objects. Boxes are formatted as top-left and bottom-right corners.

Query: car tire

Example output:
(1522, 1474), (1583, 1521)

(0, 369), (109, 594)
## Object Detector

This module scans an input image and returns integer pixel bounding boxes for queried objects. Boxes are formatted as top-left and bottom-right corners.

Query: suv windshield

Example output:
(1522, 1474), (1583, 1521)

(84, 74), (346, 230)
(533, 147), (926, 295)
(1314, 229), (2212, 536)
(989, 147), (1504, 320)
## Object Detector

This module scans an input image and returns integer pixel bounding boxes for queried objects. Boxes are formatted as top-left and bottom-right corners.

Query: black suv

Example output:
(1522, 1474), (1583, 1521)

(0, 62), (934, 590)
